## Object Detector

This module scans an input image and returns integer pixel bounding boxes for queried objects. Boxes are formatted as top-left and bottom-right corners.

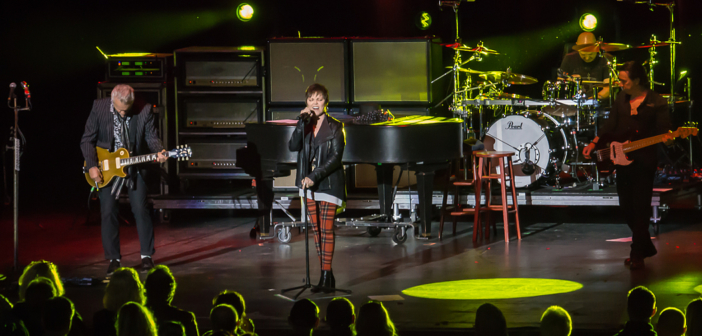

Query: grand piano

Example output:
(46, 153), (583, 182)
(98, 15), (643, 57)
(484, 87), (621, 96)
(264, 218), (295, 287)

(238, 116), (463, 239)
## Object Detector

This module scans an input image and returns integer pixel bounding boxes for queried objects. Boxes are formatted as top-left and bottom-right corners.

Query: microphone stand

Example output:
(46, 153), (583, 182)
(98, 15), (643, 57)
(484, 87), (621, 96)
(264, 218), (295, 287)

(7, 85), (31, 272)
(281, 115), (351, 300)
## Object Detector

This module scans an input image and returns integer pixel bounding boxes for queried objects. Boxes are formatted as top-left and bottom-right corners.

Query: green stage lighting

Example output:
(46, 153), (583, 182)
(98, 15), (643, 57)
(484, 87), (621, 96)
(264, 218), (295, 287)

(237, 3), (254, 22)
(580, 14), (597, 32)
(402, 278), (583, 300)
(416, 12), (432, 30)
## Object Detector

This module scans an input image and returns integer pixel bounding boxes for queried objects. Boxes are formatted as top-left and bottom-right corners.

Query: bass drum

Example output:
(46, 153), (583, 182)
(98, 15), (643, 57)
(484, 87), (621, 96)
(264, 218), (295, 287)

(483, 113), (570, 188)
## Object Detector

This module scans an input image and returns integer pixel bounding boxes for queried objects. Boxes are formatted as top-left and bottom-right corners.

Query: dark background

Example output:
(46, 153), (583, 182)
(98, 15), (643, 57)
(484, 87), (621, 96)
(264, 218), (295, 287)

(1, 0), (701, 210)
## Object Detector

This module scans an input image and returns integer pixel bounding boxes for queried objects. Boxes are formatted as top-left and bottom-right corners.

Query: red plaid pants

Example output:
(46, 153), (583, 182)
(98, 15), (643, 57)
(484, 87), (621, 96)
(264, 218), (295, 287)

(305, 199), (337, 271)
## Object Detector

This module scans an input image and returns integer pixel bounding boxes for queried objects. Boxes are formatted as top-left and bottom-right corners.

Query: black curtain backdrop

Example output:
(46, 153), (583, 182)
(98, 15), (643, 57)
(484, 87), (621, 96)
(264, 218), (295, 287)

(1, 0), (701, 209)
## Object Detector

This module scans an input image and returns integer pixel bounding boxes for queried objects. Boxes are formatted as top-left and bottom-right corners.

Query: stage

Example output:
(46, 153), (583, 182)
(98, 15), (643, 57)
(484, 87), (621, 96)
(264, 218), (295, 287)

(2, 206), (702, 335)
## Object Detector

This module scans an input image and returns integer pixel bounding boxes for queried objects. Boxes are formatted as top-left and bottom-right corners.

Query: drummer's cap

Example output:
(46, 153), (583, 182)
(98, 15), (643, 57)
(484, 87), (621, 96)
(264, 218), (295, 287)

(575, 32), (596, 47)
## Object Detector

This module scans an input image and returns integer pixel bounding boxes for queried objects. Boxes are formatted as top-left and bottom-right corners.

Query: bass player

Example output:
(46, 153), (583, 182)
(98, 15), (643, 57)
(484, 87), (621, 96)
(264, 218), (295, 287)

(583, 61), (673, 270)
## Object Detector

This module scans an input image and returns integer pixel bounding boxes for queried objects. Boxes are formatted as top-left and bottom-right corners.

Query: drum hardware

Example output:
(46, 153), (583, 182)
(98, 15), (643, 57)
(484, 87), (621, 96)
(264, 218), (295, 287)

(434, 0), (495, 138)
(479, 70), (538, 85)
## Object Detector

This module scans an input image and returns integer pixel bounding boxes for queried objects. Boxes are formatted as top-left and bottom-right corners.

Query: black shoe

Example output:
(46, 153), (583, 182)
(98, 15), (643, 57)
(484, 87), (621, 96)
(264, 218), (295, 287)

(141, 257), (155, 273)
(311, 272), (325, 293)
(626, 257), (645, 270)
(107, 260), (120, 276)
(331, 271), (336, 288)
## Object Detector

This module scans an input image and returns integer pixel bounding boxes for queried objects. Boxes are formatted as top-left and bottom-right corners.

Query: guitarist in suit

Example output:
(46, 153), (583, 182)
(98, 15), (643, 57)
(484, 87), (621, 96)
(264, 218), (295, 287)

(80, 84), (167, 275)
(583, 61), (673, 270)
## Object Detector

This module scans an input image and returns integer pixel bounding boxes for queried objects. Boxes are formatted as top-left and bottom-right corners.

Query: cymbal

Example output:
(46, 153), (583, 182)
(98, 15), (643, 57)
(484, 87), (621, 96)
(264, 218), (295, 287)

(454, 45), (500, 55)
(573, 42), (631, 52)
(581, 80), (608, 88)
(636, 42), (672, 49)
(479, 71), (538, 85)
(496, 93), (530, 99)
(445, 66), (486, 74)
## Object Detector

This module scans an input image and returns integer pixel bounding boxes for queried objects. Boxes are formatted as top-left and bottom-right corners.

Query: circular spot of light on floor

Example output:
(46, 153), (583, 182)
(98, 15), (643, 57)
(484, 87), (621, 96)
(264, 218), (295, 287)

(694, 285), (702, 294)
(402, 278), (583, 300)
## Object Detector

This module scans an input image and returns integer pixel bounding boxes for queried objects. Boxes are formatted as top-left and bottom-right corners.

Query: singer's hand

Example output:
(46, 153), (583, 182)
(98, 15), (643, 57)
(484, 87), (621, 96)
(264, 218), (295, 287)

(300, 107), (313, 118)
(301, 177), (314, 189)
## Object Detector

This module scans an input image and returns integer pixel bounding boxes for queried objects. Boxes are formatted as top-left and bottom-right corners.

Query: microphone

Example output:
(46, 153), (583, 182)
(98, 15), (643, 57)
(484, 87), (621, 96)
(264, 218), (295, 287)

(8, 82), (16, 101)
(20, 81), (30, 99)
(297, 106), (319, 122)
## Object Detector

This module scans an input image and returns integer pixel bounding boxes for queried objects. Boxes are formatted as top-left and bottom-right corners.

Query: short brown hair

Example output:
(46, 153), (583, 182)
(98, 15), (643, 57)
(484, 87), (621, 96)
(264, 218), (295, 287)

(305, 84), (329, 105)
(619, 61), (649, 89)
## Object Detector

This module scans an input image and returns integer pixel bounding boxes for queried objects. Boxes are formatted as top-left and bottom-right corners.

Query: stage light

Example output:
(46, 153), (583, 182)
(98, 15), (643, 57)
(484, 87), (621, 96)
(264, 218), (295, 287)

(415, 12), (432, 30)
(402, 278), (583, 300)
(580, 14), (597, 32)
(237, 3), (254, 22)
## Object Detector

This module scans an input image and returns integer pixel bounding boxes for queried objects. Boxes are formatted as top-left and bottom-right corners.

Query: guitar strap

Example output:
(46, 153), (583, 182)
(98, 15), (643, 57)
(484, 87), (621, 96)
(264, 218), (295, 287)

(125, 116), (138, 190)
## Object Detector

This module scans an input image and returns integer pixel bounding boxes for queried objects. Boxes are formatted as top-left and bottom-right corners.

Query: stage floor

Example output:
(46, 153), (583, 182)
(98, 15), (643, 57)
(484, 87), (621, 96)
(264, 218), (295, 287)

(2, 207), (702, 335)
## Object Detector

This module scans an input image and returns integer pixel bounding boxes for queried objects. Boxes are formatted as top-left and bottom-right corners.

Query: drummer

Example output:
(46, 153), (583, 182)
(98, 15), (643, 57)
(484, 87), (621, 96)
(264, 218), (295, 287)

(559, 32), (612, 100)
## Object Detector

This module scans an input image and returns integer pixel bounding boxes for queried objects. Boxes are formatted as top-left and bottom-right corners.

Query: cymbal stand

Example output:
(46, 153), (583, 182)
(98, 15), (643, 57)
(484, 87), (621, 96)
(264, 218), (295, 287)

(647, 35), (660, 90)
(628, 2), (681, 107)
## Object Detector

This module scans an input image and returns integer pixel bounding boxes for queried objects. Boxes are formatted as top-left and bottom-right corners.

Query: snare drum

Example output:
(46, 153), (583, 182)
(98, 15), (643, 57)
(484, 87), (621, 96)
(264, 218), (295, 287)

(483, 113), (571, 188)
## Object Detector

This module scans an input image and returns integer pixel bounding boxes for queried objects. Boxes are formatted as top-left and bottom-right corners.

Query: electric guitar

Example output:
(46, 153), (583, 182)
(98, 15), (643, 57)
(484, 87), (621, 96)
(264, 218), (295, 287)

(84, 145), (192, 188)
(591, 124), (698, 172)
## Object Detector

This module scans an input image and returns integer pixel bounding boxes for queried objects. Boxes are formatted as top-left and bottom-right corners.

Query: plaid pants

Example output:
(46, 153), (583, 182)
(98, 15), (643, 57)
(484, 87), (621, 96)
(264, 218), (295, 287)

(305, 199), (337, 271)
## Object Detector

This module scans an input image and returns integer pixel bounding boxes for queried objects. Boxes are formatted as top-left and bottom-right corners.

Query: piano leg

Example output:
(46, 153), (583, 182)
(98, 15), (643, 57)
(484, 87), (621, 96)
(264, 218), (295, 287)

(255, 176), (274, 238)
(415, 170), (435, 239)
(375, 164), (394, 221)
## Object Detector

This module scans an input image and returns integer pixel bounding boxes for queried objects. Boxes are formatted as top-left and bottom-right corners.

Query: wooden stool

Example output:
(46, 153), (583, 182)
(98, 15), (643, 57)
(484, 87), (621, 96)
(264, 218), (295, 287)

(474, 151), (522, 242)
(438, 152), (492, 242)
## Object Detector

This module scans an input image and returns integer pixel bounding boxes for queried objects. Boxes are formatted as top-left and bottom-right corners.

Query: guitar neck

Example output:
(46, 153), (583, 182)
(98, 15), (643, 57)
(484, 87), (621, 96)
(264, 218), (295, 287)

(621, 133), (668, 154)
(121, 152), (168, 167)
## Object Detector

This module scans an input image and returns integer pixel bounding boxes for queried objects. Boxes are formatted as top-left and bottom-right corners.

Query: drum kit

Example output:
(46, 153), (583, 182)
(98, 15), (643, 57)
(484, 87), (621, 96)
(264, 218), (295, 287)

(439, 39), (688, 189)
(432, 0), (690, 189)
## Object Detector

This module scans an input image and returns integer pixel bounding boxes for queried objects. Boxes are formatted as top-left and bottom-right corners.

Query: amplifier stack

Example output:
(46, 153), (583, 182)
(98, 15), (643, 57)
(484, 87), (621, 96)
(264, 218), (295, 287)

(174, 46), (265, 181)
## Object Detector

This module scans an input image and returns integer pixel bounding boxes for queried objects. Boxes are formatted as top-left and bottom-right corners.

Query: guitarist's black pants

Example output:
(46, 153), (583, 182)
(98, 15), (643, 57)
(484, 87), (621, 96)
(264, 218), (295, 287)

(615, 163), (657, 260)
(99, 173), (155, 260)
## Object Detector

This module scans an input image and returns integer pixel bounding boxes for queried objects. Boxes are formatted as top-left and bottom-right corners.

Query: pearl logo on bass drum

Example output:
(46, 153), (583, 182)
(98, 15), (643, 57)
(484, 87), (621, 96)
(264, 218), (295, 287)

(506, 121), (523, 130)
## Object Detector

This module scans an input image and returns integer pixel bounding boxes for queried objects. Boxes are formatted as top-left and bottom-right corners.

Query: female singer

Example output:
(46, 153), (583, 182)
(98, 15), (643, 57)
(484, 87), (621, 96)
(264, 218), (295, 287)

(288, 83), (346, 292)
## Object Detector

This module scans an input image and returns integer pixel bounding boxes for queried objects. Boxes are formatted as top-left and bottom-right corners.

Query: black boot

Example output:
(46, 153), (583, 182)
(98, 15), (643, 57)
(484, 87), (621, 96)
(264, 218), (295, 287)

(322, 270), (335, 293)
(310, 272), (325, 293)
(331, 271), (336, 288)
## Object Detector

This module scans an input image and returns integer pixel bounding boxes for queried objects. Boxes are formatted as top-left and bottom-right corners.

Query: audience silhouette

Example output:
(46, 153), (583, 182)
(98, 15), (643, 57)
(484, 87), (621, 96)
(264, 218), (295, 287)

(474, 303), (508, 336)
(213, 290), (254, 334)
(325, 297), (355, 336)
(207, 304), (240, 336)
(614, 286), (657, 336)
(686, 298), (702, 336)
(288, 299), (319, 336)
(144, 265), (198, 336)
(115, 302), (158, 336)
(656, 307), (686, 336)
(539, 306), (571, 336)
(93, 267), (145, 336)
(355, 301), (396, 336)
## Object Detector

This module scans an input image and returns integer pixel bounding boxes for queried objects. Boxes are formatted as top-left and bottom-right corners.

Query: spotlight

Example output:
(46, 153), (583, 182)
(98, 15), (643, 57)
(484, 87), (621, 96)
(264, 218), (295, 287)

(236, 3), (254, 22)
(415, 12), (432, 30)
(579, 13), (597, 32)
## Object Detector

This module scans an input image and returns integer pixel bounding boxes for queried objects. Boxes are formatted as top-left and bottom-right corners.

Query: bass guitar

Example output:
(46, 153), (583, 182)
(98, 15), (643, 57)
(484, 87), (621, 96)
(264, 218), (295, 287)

(84, 145), (192, 188)
(591, 124), (697, 172)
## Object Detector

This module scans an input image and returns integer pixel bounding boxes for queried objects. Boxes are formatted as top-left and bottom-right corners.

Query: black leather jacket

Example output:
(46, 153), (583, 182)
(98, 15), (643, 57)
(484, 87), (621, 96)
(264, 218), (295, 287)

(288, 114), (346, 202)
